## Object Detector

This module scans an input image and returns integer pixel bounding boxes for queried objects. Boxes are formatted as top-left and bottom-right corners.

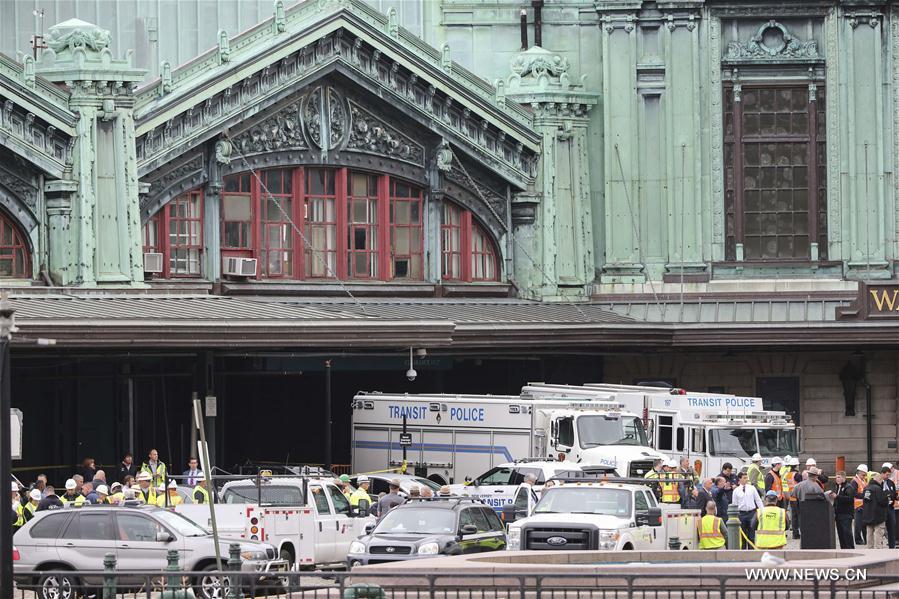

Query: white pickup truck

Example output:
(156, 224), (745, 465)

(176, 476), (373, 569)
(506, 479), (700, 551)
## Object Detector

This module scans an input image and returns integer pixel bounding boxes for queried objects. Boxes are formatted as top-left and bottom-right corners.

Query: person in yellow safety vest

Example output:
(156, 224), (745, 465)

(21, 489), (41, 525)
(140, 449), (168, 488)
(350, 476), (372, 508)
(156, 480), (183, 508)
(95, 485), (112, 504)
(136, 471), (157, 505)
(11, 482), (24, 531)
(755, 491), (788, 549)
(60, 479), (86, 507)
(109, 482), (125, 505)
(852, 464), (869, 546)
(338, 474), (352, 499)
(747, 453), (765, 492)
(193, 473), (211, 504)
(128, 485), (145, 504)
(660, 459), (681, 504)
(698, 500), (727, 549)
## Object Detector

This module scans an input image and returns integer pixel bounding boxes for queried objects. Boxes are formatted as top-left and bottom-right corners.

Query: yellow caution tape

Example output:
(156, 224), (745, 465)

(739, 527), (759, 550)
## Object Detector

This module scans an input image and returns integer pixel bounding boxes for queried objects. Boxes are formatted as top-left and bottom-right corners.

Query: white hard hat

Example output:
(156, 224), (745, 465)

(157, 483), (166, 491)
(167, 480), (178, 489)
(65, 479), (77, 490)
(96, 485), (109, 495)
(136, 471), (151, 481)
(858, 464), (868, 474)
(783, 455), (792, 463)
(751, 453), (762, 461)
(130, 484), (142, 491)
(805, 458), (816, 466)
(666, 459), (678, 468)
(883, 463), (894, 470)
(195, 472), (206, 482)
(771, 457), (783, 465)
(29, 489), (41, 501)
(789, 457), (800, 466)
(11, 482), (19, 492)
(357, 475), (369, 483)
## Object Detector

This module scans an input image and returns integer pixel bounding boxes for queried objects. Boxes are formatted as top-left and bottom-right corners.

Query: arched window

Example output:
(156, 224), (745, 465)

(441, 202), (499, 282)
(0, 212), (30, 278)
(142, 190), (204, 277)
(221, 167), (423, 281)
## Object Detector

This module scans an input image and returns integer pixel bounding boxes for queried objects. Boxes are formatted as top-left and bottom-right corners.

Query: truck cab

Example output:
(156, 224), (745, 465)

(506, 479), (700, 552)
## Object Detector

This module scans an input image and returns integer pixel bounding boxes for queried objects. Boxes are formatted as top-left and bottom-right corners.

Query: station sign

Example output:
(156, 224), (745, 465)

(848, 283), (899, 320)
(399, 432), (413, 446)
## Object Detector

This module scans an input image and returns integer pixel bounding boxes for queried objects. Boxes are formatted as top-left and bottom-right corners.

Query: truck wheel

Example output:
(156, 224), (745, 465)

(38, 571), (79, 599)
(279, 548), (296, 590)
(621, 544), (634, 551)
(195, 564), (231, 599)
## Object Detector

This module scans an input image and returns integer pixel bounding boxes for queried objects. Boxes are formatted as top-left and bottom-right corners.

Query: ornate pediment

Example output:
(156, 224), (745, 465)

(724, 20), (821, 63)
(346, 99), (424, 165)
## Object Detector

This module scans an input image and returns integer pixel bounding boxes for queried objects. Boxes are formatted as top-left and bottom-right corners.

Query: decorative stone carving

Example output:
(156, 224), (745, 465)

(724, 20), (820, 62)
(346, 101), (424, 165)
(273, 0), (287, 33)
(436, 140), (453, 172)
(0, 166), (39, 216)
(45, 18), (111, 53)
(143, 154), (204, 209)
(231, 101), (306, 154)
(218, 30), (231, 64)
(215, 139), (232, 164)
(445, 163), (507, 222)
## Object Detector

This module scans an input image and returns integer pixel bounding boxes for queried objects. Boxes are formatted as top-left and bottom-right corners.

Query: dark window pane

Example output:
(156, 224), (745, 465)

(29, 513), (70, 538)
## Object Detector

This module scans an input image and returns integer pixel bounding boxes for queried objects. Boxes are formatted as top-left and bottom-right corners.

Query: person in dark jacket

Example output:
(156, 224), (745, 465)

(36, 486), (64, 511)
(685, 478), (714, 515)
(717, 464), (737, 503)
(829, 471), (855, 549)
(881, 464), (897, 548)
(77, 457), (97, 483)
(862, 473), (889, 549)
(118, 453), (138, 483)
(711, 476), (730, 522)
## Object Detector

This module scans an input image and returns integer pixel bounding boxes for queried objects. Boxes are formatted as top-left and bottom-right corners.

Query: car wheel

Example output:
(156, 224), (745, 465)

(38, 572), (78, 599)
(279, 548), (295, 590)
(194, 565), (232, 599)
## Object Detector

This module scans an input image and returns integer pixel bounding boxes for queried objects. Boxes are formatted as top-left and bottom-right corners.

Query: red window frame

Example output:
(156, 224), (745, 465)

(303, 168), (340, 278)
(346, 171), (381, 279)
(390, 179), (424, 279)
(440, 201), (499, 282)
(259, 168), (296, 278)
(0, 212), (30, 278)
(142, 190), (204, 278)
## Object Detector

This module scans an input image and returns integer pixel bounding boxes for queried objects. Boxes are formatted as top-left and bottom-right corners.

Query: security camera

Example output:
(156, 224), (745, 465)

(406, 368), (418, 382)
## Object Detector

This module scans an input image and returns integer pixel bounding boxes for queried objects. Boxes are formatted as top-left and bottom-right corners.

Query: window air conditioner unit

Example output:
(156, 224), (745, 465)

(223, 257), (257, 277)
(143, 252), (164, 274)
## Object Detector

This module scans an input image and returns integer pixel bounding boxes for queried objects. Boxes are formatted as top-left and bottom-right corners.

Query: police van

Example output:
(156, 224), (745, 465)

(529, 382), (799, 476)
(351, 390), (667, 485)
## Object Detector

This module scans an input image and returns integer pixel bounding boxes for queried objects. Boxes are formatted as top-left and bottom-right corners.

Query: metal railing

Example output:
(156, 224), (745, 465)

(11, 545), (899, 599)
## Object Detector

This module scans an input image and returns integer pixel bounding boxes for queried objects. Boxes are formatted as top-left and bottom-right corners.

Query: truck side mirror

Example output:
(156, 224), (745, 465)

(364, 523), (375, 535)
(357, 499), (371, 517)
(459, 524), (478, 536)
(501, 504), (518, 524)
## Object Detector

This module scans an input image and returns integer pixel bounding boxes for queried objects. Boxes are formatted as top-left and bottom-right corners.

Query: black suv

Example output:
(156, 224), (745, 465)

(346, 497), (506, 567)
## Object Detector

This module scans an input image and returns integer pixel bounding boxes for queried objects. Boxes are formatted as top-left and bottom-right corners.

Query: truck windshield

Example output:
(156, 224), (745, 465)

(577, 415), (648, 447)
(708, 429), (757, 457)
(757, 428), (798, 456)
(222, 485), (304, 505)
(534, 487), (631, 518)
(374, 508), (456, 535)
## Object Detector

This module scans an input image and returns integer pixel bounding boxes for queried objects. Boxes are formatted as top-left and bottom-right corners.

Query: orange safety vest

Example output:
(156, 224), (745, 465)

(660, 472), (681, 503)
(769, 470), (783, 502)
(853, 474), (867, 510)
(782, 468), (797, 502)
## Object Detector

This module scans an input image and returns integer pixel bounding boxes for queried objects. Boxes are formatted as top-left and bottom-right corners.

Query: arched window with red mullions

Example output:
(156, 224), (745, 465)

(0, 211), (31, 278)
(441, 202), (499, 282)
(142, 190), (204, 277)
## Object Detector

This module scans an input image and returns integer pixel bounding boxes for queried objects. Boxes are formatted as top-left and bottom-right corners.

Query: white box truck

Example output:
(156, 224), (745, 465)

(351, 391), (667, 485)
(529, 383), (800, 476)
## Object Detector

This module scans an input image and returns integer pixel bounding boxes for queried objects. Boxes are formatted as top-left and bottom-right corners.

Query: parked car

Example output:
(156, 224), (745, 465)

(13, 504), (287, 599)
(346, 497), (506, 567)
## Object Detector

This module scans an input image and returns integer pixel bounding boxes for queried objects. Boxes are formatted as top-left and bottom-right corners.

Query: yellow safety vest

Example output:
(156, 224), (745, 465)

(139, 487), (157, 504)
(60, 493), (85, 507)
(698, 514), (725, 549)
(22, 501), (38, 522)
(755, 506), (787, 549)
(156, 493), (183, 508)
(349, 488), (372, 507)
(780, 468), (796, 502)
(13, 503), (25, 528)
(193, 485), (210, 504)
(644, 469), (661, 479)
(140, 462), (168, 487)
(747, 463), (765, 491)
(660, 472), (680, 503)
(110, 492), (125, 504)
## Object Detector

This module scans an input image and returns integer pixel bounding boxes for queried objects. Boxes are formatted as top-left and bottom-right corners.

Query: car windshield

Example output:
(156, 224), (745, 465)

(374, 508), (456, 535)
(222, 485), (303, 505)
(709, 429), (757, 457)
(757, 428), (798, 457)
(534, 488), (632, 518)
(413, 478), (441, 492)
(153, 509), (210, 537)
(577, 415), (648, 447)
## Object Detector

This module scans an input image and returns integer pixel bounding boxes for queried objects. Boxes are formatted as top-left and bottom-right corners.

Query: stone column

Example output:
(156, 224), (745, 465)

(506, 47), (598, 300)
(35, 18), (147, 286)
(511, 192), (541, 299)
(44, 180), (76, 285)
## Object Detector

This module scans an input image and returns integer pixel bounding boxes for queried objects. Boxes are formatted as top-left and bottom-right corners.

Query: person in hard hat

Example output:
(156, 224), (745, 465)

(156, 480), (182, 508)
(21, 489), (41, 525)
(350, 476), (372, 509)
(136, 471), (156, 504)
(659, 460), (681, 504)
(747, 453), (765, 492)
(60, 479), (85, 506)
(764, 457), (784, 507)
(784, 456), (801, 538)
(95, 485), (112, 504)
(338, 474), (352, 499)
(851, 464), (869, 545)
(109, 482), (125, 505)
(755, 490), (788, 550)
(698, 500), (727, 550)
(192, 473), (211, 504)
(127, 485), (144, 505)
(862, 471), (889, 549)
(36, 486), (63, 511)
(881, 464), (897, 548)
(11, 482), (23, 532)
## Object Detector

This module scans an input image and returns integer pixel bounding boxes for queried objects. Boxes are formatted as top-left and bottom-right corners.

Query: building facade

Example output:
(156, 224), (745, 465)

(1, 0), (899, 478)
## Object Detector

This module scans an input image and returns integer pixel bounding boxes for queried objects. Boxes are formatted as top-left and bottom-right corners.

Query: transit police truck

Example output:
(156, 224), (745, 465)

(528, 383), (799, 477)
(351, 390), (667, 485)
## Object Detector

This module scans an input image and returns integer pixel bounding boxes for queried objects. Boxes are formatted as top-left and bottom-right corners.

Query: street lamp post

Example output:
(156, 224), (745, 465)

(0, 296), (15, 596)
